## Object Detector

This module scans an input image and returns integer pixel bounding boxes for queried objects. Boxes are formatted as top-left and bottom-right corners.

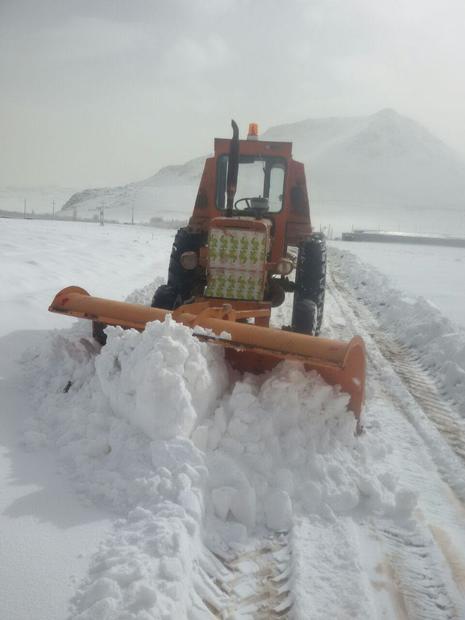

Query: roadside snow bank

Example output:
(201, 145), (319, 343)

(330, 247), (465, 416)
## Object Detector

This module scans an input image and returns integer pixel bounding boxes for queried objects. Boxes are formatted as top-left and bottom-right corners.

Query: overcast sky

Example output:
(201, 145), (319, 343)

(1, 0), (465, 188)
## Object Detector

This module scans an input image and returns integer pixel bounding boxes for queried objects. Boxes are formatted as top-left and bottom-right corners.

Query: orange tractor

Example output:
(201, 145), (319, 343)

(49, 121), (366, 425)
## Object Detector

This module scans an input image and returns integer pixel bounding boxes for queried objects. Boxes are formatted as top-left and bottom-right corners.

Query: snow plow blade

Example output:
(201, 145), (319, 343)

(49, 286), (365, 420)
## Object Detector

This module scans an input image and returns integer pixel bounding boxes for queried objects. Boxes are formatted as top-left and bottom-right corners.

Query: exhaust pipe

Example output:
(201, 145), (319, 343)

(225, 119), (239, 217)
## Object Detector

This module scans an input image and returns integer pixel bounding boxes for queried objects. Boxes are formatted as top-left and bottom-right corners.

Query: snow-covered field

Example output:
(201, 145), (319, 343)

(1, 218), (465, 619)
(0, 219), (173, 336)
(332, 240), (465, 329)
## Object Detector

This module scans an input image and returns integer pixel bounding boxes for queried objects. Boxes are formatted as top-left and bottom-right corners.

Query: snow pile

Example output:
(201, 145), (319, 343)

(201, 364), (408, 540)
(23, 316), (413, 617)
(67, 444), (229, 619)
(124, 277), (164, 306)
(96, 318), (228, 440)
(330, 247), (465, 415)
(24, 320), (229, 618)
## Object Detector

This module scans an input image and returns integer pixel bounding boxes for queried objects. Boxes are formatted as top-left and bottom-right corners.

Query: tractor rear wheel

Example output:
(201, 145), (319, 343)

(292, 233), (326, 336)
(151, 227), (205, 309)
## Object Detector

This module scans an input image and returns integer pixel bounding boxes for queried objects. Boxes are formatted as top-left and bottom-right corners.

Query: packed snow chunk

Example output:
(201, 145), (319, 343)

(191, 424), (209, 452)
(264, 489), (292, 531)
(211, 486), (237, 520)
(207, 451), (257, 529)
(81, 577), (122, 608)
(230, 484), (256, 530)
(96, 317), (228, 440)
(393, 487), (418, 520)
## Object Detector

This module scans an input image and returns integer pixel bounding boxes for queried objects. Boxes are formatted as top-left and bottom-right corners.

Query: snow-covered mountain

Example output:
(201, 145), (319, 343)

(59, 110), (465, 233)
(59, 157), (206, 225)
(263, 109), (465, 208)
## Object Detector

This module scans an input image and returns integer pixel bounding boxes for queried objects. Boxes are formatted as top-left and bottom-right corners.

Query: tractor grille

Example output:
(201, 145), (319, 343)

(205, 227), (268, 301)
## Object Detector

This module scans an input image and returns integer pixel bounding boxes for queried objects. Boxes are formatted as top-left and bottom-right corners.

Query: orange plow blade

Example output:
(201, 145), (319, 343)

(49, 286), (366, 420)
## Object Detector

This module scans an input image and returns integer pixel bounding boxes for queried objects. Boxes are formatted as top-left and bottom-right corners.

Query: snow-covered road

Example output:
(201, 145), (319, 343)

(1, 219), (465, 619)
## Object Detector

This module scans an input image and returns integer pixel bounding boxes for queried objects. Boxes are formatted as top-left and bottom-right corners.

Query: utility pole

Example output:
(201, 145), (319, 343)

(23, 199), (26, 218)
(52, 200), (55, 218)
(99, 201), (105, 226)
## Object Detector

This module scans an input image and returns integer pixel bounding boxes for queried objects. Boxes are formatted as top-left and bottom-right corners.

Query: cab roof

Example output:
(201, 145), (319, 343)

(214, 138), (293, 159)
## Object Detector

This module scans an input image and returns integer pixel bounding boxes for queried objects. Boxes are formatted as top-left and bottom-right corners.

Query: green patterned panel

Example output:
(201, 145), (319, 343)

(205, 269), (265, 300)
(208, 228), (267, 269)
(205, 227), (268, 301)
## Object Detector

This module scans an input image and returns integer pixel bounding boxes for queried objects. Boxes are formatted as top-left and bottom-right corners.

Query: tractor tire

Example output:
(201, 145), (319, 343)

(292, 233), (326, 336)
(151, 284), (178, 310)
(92, 321), (107, 346)
(292, 299), (318, 335)
(151, 227), (206, 309)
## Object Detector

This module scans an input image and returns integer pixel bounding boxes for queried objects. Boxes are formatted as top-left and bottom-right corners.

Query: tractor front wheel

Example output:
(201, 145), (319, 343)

(292, 233), (326, 336)
(151, 227), (205, 309)
(151, 284), (178, 310)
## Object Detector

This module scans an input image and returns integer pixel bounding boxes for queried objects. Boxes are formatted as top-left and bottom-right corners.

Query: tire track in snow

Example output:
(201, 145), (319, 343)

(203, 535), (292, 619)
(374, 523), (460, 619)
(327, 265), (465, 488)
(372, 333), (465, 464)
(430, 525), (465, 596)
(325, 261), (465, 618)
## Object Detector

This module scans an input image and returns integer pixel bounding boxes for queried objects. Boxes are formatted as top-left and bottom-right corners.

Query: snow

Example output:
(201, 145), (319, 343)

(202, 364), (403, 536)
(2, 218), (465, 619)
(0, 330), (111, 620)
(97, 318), (229, 440)
(19, 313), (408, 617)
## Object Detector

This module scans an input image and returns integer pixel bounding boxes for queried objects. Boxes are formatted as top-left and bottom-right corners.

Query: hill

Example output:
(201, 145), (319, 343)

(59, 110), (465, 234)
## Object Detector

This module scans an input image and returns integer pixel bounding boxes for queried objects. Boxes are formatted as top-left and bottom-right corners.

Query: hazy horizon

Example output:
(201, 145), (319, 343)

(2, 0), (465, 188)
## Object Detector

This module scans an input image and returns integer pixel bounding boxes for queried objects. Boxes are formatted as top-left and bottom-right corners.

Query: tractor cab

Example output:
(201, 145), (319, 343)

(216, 153), (286, 216)
(189, 122), (313, 260)
(151, 121), (326, 336)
